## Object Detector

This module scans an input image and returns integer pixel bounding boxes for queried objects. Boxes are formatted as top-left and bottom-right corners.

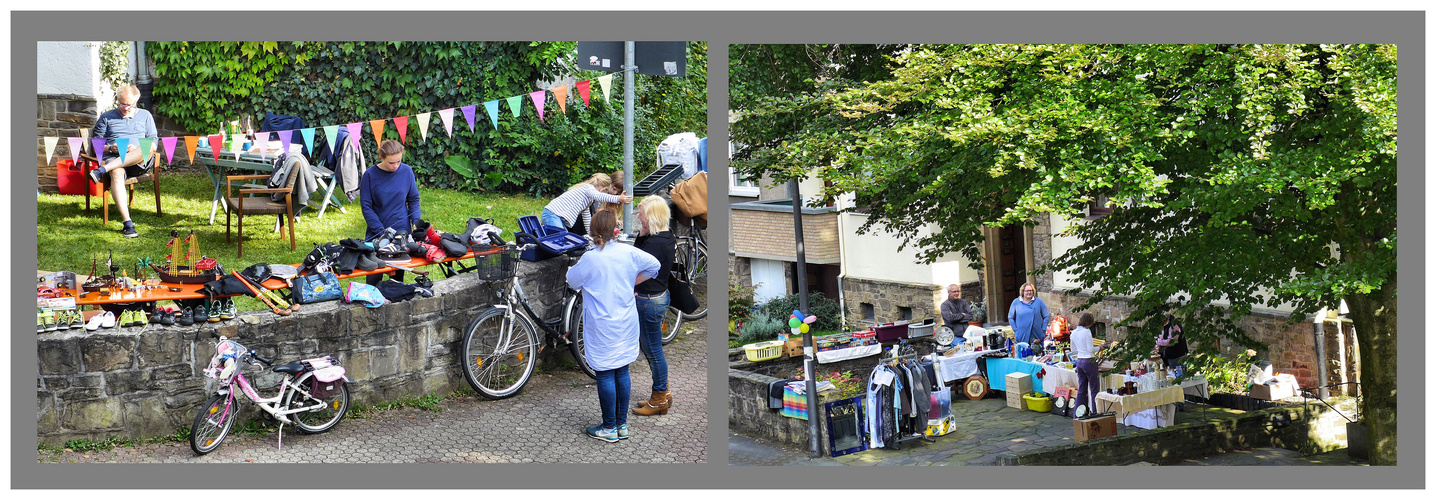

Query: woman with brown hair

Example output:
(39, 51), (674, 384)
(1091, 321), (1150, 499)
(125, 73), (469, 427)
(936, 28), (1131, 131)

(565, 210), (661, 442)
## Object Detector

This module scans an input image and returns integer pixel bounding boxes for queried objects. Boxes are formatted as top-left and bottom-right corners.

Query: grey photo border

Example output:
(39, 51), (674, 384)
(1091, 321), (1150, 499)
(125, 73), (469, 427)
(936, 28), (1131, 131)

(12, 10), (1422, 490)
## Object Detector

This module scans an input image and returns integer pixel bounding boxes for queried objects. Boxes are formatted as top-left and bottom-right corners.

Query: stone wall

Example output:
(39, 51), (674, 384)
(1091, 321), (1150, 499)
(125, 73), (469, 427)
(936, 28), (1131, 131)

(727, 348), (882, 455)
(1003, 402), (1356, 465)
(36, 260), (567, 445)
(840, 276), (946, 325)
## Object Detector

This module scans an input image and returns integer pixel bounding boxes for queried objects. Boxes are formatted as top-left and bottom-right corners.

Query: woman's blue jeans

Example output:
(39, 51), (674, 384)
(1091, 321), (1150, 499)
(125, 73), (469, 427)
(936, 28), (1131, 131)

(637, 291), (670, 392)
(595, 365), (631, 430)
(540, 209), (565, 231)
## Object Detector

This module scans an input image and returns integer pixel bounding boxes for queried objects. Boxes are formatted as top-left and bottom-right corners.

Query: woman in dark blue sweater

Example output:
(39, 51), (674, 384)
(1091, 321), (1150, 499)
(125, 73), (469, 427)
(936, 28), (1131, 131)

(360, 140), (422, 285)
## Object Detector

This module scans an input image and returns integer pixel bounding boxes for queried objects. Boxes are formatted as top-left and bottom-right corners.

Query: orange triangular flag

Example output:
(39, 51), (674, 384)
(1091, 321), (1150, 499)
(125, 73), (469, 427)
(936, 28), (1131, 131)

(369, 119), (386, 147)
(553, 85), (568, 115)
(394, 115), (409, 144)
(184, 136), (200, 164)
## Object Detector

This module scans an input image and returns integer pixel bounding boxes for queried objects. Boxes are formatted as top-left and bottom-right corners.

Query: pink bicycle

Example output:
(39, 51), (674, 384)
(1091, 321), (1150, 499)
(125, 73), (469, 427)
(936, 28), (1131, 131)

(190, 333), (351, 455)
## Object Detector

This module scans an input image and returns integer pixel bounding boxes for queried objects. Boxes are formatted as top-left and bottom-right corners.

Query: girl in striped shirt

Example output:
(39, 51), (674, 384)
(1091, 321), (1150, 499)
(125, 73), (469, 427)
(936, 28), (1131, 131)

(542, 173), (632, 234)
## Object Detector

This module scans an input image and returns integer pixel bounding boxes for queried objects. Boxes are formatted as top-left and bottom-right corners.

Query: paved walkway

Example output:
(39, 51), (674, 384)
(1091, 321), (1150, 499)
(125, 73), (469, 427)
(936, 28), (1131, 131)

(38, 322), (708, 464)
(729, 398), (1366, 466)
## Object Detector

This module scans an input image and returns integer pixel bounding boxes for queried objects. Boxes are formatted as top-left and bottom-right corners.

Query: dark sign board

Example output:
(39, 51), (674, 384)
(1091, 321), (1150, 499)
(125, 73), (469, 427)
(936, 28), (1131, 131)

(576, 41), (687, 77)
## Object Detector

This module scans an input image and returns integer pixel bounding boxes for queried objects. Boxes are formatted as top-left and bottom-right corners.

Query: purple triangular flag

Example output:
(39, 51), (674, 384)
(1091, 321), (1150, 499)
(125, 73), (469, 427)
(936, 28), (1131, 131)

(483, 100), (500, 130)
(529, 91), (546, 122)
(161, 136), (178, 165)
(276, 130), (294, 157)
(92, 138), (107, 159)
(460, 104), (477, 132)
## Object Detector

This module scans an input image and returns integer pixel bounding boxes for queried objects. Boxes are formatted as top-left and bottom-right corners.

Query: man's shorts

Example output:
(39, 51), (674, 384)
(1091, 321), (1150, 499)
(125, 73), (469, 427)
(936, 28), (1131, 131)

(102, 146), (154, 179)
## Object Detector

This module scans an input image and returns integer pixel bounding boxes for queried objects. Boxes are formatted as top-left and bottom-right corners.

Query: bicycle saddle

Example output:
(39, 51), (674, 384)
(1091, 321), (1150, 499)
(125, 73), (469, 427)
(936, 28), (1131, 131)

(272, 361), (306, 375)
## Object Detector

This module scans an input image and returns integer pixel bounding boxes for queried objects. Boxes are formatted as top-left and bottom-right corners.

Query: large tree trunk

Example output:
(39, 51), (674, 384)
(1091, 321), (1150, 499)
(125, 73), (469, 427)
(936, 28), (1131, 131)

(1347, 273), (1397, 465)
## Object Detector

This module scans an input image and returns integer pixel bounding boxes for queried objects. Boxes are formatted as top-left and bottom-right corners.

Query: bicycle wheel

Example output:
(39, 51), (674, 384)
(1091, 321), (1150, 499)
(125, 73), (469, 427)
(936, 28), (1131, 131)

(566, 295), (598, 380)
(661, 305), (686, 345)
(676, 240), (708, 320)
(190, 394), (237, 455)
(461, 307), (539, 399)
(282, 371), (351, 434)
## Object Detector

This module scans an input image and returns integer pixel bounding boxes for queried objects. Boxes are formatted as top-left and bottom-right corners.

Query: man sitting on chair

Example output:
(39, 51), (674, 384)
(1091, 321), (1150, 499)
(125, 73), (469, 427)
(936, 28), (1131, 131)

(87, 84), (158, 238)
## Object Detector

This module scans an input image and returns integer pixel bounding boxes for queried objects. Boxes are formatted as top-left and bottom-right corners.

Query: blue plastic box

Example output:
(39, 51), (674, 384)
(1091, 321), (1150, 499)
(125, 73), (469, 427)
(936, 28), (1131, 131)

(516, 215), (586, 261)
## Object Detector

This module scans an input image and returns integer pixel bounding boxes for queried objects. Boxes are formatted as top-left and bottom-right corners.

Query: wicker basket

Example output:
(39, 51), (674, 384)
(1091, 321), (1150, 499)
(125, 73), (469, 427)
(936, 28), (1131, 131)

(473, 248), (518, 281)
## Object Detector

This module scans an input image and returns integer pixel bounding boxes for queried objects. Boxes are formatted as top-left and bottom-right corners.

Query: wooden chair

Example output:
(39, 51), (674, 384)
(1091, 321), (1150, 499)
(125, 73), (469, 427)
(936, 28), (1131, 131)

(224, 172), (299, 258)
(80, 140), (162, 225)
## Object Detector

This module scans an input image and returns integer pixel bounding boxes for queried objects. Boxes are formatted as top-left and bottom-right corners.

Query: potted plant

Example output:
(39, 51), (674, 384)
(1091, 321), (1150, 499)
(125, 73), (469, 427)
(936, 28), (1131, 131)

(969, 301), (987, 326)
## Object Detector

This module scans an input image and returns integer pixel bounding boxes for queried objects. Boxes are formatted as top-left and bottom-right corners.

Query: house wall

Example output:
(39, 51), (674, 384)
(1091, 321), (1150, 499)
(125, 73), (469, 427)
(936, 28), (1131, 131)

(840, 276), (944, 326)
(730, 205), (839, 264)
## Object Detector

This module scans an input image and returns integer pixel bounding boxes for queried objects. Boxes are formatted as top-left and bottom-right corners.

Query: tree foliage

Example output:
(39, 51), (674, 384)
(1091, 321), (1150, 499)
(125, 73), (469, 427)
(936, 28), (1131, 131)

(148, 41), (707, 196)
(732, 44), (1398, 464)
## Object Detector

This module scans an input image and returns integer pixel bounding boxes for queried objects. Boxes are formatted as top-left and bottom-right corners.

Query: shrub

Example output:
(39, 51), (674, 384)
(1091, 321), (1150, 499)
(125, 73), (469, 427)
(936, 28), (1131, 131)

(738, 309), (787, 344)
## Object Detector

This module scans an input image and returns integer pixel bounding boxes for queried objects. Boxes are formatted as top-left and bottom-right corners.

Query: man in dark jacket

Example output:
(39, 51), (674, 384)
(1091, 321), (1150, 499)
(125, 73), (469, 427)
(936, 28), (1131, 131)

(940, 284), (972, 329)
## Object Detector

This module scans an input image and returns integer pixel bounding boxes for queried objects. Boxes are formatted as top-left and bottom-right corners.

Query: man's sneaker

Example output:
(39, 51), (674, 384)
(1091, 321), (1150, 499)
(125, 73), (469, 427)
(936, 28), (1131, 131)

(617, 424), (630, 440)
(149, 308), (166, 326)
(585, 425), (619, 443)
(207, 300), (222, 323)
(88, 166), (106, 184)
(99, 311), (117, 329)
(119, 310), (137, 328)
(219, 299), (236, 320)
(159, 307), (176, 326)
(121, 221), (138, 239)
(64, 310), (83, 329)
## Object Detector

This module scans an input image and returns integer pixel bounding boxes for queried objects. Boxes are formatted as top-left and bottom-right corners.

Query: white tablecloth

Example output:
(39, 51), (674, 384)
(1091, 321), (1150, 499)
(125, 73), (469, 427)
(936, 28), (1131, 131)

(929, 350), (991, 383)
(1041, 363), (1114, 394)
(1094, 386), (1184, 427)
(1180, 377), (1210, 400)
(815, 343), (881, 364)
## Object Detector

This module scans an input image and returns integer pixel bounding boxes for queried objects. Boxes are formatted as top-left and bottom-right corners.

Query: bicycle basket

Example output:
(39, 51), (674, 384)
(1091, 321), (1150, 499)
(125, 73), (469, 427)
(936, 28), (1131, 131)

(309, 366), (346, 399)
(472, 248), (518, 281)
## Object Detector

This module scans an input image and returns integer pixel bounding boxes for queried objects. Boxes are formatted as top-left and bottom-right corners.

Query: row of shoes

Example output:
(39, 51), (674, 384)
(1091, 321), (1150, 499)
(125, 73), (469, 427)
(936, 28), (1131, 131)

(150, 298), (237, 327)
(36, 309), (84, 332)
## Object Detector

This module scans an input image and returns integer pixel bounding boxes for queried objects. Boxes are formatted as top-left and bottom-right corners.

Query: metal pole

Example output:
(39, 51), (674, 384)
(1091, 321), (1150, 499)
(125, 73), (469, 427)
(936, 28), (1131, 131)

(1313, 318), (1330, 400)
(622, 41), (636, 234)
(790, 180), (819, 457)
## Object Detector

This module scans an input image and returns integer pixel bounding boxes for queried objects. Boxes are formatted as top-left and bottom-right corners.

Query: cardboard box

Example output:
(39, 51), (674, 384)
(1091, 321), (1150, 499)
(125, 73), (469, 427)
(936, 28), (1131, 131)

(1006, 372), (1034, 395)
(1250, 379), (1298, 400)
(1073, 414), (1117, 442)
(1006, 391), (1028, 410)
(783, 338), (805, 358)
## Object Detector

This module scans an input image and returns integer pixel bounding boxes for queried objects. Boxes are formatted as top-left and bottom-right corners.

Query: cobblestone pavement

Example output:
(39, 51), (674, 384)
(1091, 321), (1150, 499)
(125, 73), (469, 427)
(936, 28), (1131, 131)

(38, 321), (708, 464)
(730, 397), (1365, 466)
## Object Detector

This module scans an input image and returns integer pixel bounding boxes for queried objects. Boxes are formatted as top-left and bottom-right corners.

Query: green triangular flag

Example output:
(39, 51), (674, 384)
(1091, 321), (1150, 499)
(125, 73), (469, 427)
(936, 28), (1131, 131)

(506, 95), (523, 118)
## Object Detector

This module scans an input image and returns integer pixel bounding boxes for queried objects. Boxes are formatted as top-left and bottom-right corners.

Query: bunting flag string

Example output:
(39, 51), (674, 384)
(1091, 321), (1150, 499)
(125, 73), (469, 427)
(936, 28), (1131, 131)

(162, 136), (179, 165)
(506, 96), (522, 118)
(68, 137), (83, 164)
(553, 85), (569, 115)
(92, 138), (107, 162)
(415, 112), (431, 141)
(460, 104), (477, 132)
(577, 80), (592, 108)
(438, 108), (455, 137)
(483, 101), (500, 130)
(43, 137), (59, 164)
(393, 116), (409, 144)
(40, 78), (647, 168)
(529, 91), (546, 122)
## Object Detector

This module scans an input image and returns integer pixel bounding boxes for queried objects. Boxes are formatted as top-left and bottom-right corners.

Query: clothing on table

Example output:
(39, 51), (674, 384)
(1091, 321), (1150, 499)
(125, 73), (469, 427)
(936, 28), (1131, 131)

(91, 108), (157, 167)
(269, 153), (320, 210)
(940, 297), (972, 328)
(359, 162), (421, 240)
(769, 378), (798, 410)
(544, 184), (623, 237)
(565, 241), (661, 372)
(1007, 296), (1051, 346)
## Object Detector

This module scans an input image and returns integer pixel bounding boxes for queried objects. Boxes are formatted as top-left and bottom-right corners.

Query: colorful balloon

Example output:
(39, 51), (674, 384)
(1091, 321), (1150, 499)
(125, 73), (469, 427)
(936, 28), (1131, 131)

(804, 315), (817, 324)
(799, 323), (810, 333)
(789, 317), (801, 328)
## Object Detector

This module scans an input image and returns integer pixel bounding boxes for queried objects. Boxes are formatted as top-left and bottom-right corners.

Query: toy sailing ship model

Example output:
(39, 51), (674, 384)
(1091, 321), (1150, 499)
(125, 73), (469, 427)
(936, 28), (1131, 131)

(151, 230), (223, 284)
(81, 252), (118, 294)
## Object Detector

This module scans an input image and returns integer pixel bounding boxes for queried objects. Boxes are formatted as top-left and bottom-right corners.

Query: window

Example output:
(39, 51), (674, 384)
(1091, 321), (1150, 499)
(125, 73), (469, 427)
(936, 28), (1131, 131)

(1086, 193), (1114, 219)
(1093, 322), (1107, 340)
(898, 306), (913, 321)
(729, 141), (759, 197)
(861, 303), (875, 322)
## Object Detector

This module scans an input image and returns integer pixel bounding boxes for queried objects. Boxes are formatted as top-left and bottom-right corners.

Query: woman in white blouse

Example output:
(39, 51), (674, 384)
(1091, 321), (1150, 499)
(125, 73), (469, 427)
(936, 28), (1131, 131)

(1070, 312), (1100, 416)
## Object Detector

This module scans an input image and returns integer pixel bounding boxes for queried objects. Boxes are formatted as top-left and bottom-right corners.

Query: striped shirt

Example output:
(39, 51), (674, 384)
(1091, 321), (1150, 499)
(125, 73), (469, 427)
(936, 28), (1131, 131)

(544, 183), (622, 232)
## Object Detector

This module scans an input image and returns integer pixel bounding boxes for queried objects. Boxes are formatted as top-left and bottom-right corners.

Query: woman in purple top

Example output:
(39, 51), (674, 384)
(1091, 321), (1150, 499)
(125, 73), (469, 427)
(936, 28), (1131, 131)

(360, 140), (422, 285)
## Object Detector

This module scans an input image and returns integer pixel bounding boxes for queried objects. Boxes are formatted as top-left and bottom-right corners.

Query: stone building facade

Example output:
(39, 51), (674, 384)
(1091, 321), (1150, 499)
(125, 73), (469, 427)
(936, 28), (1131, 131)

(36, 260), (568, 445)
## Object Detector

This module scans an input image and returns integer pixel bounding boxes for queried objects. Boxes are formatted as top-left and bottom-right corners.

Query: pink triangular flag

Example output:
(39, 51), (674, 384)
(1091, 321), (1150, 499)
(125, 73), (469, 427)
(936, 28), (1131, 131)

(529, 91), (546, 122)
(460, 105), (477, 132)
(185, 136), (200, 163)
(577, 80), (592, 108)
(67, 137), (83, 164)
(161, 136), (179, 165)
(276, 130), (294, 157)
(206, 135), (223, 161)
(415, 112), (431, 141)
(346, 122), (362, 152)
(393, 116), (409, 144)
(553, 86), (568, 115)
(438, 108), (455, 137)
(252, 131), (270, 160)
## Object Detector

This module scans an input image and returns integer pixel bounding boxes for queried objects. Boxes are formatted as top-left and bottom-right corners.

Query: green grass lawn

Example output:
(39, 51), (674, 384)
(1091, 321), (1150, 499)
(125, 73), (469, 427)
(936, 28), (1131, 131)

(37, 167), (547, 312)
